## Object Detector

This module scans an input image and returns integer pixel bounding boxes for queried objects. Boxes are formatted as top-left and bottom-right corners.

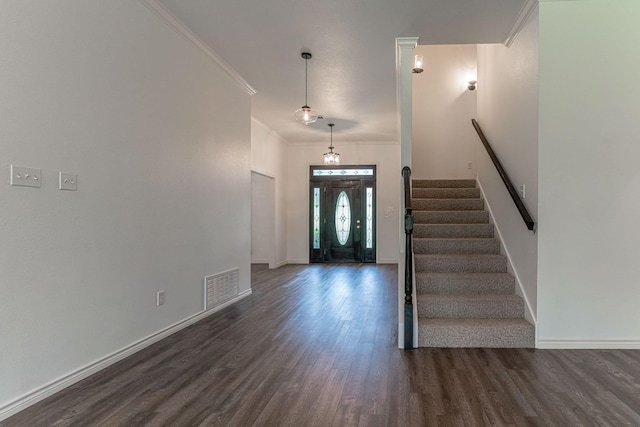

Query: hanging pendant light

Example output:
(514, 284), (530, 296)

(295, 52), (318, 125)
(323, 123), (340, 165)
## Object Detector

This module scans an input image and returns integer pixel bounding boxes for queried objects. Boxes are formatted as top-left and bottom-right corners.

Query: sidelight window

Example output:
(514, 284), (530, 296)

(366, 187), (373, 249)
(313, 187), (320, 249)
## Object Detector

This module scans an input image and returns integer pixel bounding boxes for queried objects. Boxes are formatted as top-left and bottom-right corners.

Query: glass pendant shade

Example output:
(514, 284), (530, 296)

(295, 105), (318, 125)
(323, 149), (340, 165)
(323, 123), (340, 164)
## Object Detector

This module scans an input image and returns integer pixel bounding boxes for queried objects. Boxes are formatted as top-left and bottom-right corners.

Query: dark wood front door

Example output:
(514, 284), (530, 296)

(309, 165), (376, 263)
(326, 181), (361, 262)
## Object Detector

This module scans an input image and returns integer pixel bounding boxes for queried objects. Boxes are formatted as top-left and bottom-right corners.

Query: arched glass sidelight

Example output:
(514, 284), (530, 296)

(335, 191), (351, 245)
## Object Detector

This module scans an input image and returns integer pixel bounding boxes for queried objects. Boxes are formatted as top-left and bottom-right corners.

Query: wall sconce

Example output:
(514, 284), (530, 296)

(468, 80), (477, 91)
(412, 54), (423, 74)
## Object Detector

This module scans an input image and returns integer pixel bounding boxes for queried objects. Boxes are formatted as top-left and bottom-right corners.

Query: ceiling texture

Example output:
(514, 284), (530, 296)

(157, 0), (528, 144)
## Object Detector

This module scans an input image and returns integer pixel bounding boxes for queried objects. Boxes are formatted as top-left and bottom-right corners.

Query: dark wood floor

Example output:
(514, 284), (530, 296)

(3, 264), (640, 426)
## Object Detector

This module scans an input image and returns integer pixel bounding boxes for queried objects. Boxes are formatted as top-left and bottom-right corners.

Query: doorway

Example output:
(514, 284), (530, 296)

(251, 171), (276, 268)
(309, 165), (376, 263)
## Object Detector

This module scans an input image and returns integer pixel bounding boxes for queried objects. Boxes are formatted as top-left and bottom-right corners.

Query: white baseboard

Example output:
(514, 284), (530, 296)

(376, 259), (399, 264)
(286, 259), (308, 264)
(251, 259), (270, 264)
(476, 179), (537, 330)
(537, 338), (640, 349)
(0, 289), (252, 422)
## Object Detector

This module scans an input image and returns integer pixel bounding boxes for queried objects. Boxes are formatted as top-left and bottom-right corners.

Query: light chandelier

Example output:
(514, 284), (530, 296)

(323, 123), (340, 165)
(294, 52), (318, 125)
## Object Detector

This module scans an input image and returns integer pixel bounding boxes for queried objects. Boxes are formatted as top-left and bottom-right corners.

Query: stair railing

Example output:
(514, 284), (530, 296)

(471, 119), (535, 231)
(401, 166), (414, 349)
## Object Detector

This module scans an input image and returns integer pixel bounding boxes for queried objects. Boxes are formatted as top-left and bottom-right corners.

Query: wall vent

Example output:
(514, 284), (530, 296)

(204, 268), (239, 310)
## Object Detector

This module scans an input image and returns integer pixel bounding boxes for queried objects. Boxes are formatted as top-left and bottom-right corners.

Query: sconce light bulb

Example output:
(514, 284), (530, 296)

(413, 54), (424, 73)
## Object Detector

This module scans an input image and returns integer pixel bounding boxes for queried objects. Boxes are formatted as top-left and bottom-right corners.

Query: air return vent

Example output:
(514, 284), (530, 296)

(204, 268), (239, 310)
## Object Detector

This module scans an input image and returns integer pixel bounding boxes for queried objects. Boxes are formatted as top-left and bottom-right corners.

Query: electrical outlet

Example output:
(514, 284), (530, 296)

(157, 290), (165, 306)
(10, 165), (41, 188)
(467, 162), (473, 170)
(59, 172), (77, 191)
(520, 185), (526, 199)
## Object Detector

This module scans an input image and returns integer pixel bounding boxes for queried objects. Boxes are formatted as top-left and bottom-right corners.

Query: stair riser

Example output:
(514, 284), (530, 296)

(416, 275), (515, 295)
(414, 224), (494, 238)
(415, 256), (507, 273)
(413, 188), (481, 199)
(413, 239), (500, 255)
(418, 320), (535, 348)
(412, 179), (476, 189)
(412, 199), (484, 211)
(413, 211), (489, 224)
(418, 297), (524, 319)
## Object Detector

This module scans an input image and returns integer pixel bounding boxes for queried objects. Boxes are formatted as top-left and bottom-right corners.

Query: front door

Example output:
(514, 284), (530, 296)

(327, 180), (361, 262)
(309, 165), (376, 263)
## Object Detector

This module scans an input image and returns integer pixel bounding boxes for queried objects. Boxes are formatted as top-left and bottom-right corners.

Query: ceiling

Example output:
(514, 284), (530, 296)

(157, 0), (527, 144)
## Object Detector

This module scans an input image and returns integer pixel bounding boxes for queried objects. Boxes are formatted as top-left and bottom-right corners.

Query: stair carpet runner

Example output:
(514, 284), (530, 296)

(413, 179), (534, 348)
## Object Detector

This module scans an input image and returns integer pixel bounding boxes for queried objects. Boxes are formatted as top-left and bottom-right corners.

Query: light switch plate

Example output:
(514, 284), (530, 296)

(59, 172), (77, 191)
(10, 165), (41, 188)
(157, 290), (165, 306)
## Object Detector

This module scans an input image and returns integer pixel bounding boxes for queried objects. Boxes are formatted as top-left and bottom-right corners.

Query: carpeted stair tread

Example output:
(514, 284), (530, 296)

(418, 318), (535, 348)
(413, 210), (489, 224)
(416, 272), (515, 294)
(414, 223), (494, 238)
(417, 294), (524, 319)
(412, 198), (484, 211)
(413, 238), (501, 254)
(411, 178), (534, 348)
(415, 253), (508, 273)
(412, 179), (477, 188)
(413, 188), (481, 199)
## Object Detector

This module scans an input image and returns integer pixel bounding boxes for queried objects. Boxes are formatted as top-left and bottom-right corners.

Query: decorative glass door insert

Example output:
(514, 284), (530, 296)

(335, 191), (351, 245)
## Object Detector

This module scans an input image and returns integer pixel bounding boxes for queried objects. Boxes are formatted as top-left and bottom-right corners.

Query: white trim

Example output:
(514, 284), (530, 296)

(537, 339), (640, 350)
(251, 168), (276, 180)
(395, 37), (418, 350)
(286, 140), (400, 148)
(0, 290), (251, 422)
(476, 179), (538, 330)
(251, 259), (270, 264)
(376, 259), (399, 264)
(273, 260), (289, 268)
(503, 0), (538, 47)
(138, 0), (256, 96)
(287, 259), (309, 264)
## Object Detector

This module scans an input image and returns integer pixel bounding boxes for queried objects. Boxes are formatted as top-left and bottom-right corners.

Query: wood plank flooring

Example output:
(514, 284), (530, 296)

(3, 264), (640, 426)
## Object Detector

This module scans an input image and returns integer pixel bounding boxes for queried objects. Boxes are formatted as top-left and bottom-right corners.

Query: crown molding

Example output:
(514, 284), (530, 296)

(139, 0), (256, 96)
(503, 0), (538, 47)
(251, 117), (292, 145)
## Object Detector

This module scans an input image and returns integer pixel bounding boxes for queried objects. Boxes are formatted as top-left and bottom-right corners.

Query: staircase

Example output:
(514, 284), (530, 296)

(413, 179), (534, 348)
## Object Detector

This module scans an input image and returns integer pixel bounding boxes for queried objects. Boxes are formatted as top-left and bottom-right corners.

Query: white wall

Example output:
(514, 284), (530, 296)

(0, 0), (252, 414)
(411, 45), (478, 179)
(537, 0), (640, 347)
(286, 143), (400, 264)
(476, 9), (539, 324)
(251, 118), (288, 267)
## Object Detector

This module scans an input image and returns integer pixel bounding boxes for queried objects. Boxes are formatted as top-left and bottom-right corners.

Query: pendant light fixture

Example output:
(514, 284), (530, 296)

(323, 123), (340, 165)
(295, 52), (318, 125)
